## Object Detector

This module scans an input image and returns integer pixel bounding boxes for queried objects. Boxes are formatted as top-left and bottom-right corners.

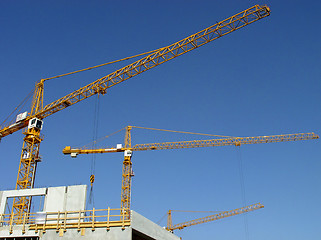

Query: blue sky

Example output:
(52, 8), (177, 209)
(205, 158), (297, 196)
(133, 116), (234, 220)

(0, 1), (320, 239)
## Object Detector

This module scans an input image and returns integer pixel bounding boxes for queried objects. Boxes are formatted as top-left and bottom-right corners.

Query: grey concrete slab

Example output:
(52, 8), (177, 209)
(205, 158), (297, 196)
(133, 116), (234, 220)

(131, 211), (180, 240)
(0, 225), (39, 238)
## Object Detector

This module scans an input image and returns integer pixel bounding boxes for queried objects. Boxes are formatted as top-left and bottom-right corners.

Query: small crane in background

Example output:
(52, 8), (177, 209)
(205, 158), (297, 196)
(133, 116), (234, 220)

(166, 203), (264, 232)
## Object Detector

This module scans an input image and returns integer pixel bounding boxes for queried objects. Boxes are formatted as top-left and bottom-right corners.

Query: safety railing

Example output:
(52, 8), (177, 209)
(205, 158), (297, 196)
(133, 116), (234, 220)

(0, 208), (131, 234)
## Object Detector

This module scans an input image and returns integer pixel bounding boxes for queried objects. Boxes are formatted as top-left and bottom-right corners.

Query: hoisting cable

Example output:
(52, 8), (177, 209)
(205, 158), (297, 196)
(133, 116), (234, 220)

(236, 146), (250, 240)
(88, 93), (101, 208)
(4, 47), (164, 128)
(157, 210), (223, 225)
(80, 126), (235, 150)
(156, 212), (168, 225)
(168, 210), (222, 213)
(131, 126), (236, 138)
(1, 87), (34, 127)
(41, 47), (166, 82)
(82, 127), (126, 149)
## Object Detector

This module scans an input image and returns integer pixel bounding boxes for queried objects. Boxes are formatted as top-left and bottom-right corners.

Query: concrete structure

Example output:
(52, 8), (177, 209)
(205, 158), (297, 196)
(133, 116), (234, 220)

(0, 186), (180, 240)
(0, 188), (47, 216)
(0, 185), (87, 216)
(43, 185), (87, 213)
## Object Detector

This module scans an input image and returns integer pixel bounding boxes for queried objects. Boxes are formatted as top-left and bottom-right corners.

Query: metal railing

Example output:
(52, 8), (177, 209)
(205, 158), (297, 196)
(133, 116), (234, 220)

(0, 208), (131, 234)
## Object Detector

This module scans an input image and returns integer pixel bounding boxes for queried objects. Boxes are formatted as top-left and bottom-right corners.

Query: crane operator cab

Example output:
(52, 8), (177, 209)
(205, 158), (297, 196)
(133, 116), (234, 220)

(28, 117), (43, 130)
(124, 150), (132, 157)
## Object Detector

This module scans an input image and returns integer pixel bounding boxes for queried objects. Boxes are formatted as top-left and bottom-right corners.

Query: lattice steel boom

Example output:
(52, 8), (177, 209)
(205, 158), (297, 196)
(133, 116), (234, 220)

(166, 203), (264, 231)
(0, 5), (270, 139)
(63, 132), (319, 155)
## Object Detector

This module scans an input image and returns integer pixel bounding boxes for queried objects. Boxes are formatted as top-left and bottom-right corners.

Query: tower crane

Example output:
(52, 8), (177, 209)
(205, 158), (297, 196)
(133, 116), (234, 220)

(0, 5), (270, 221)
(63, 126), (319, 218)
(166, 203), (264, 232)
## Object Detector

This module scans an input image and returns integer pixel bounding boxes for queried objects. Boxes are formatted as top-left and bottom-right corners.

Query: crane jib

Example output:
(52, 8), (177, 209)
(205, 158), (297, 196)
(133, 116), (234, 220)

(0, 5), (270, 140)
(63, 132), (319, 155)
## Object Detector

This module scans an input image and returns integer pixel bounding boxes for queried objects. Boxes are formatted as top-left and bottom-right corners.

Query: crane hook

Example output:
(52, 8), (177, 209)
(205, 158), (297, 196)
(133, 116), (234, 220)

(90, 174), (95, 187)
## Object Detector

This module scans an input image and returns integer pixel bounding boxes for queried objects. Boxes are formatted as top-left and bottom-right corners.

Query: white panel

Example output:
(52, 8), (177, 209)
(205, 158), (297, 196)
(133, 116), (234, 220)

(16, 111), (28, 122)
(43, 186), (66, 212)
(65, 185), (87, 211)
(0, 191), (4, 216)
(64, 185), (87, 224)
(0, 188), (46, 216)
(117, 144), (123, 149)
(2, 188), (46, 198)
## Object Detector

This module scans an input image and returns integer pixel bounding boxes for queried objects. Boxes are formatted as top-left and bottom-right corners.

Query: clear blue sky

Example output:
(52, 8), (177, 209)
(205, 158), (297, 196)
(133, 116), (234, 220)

(0, 1), (320, 239)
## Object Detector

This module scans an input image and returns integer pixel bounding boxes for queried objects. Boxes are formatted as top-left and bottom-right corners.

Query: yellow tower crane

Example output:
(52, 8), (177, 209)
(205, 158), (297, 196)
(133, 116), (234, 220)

(0, 5), (271, 221)
(166, 203), (264, 232)
(63, 126), (319, 218)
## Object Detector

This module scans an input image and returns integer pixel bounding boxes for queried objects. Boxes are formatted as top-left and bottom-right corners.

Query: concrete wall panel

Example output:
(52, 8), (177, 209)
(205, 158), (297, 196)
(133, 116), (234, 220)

(0, 188), (46, 215)
(43, 185), (87, 213)
(0, 191), (4, 216)
(65, 185), (86, 211)
(43, 186), (66, 212)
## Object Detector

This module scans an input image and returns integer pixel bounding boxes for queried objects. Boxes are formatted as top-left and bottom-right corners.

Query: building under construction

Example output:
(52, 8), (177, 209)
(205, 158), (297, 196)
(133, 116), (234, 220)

(0, 185), (181, 240)
(0, 184), (267, 240)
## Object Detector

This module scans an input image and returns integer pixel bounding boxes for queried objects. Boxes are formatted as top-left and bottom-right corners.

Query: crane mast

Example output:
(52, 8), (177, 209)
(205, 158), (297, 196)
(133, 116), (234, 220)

(0, 5), (271, 221)
(121, 126), (133, 215)
(12, 80), (44, 221)
(63, 126), (319, 219)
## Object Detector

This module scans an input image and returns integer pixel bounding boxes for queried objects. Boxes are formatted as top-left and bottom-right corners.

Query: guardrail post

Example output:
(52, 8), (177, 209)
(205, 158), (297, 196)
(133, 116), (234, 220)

(56, 211), (60, 232)
(42, 213), (47, 233)
(9, 211), (14, 234)
(91, 208), (95, 231)
(63, 211), (67, 232)
(121, 208), (125, 230)
(106, 207), (110, 231)
(77, 210), (81, 231)
(22, 213), (27, 234)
